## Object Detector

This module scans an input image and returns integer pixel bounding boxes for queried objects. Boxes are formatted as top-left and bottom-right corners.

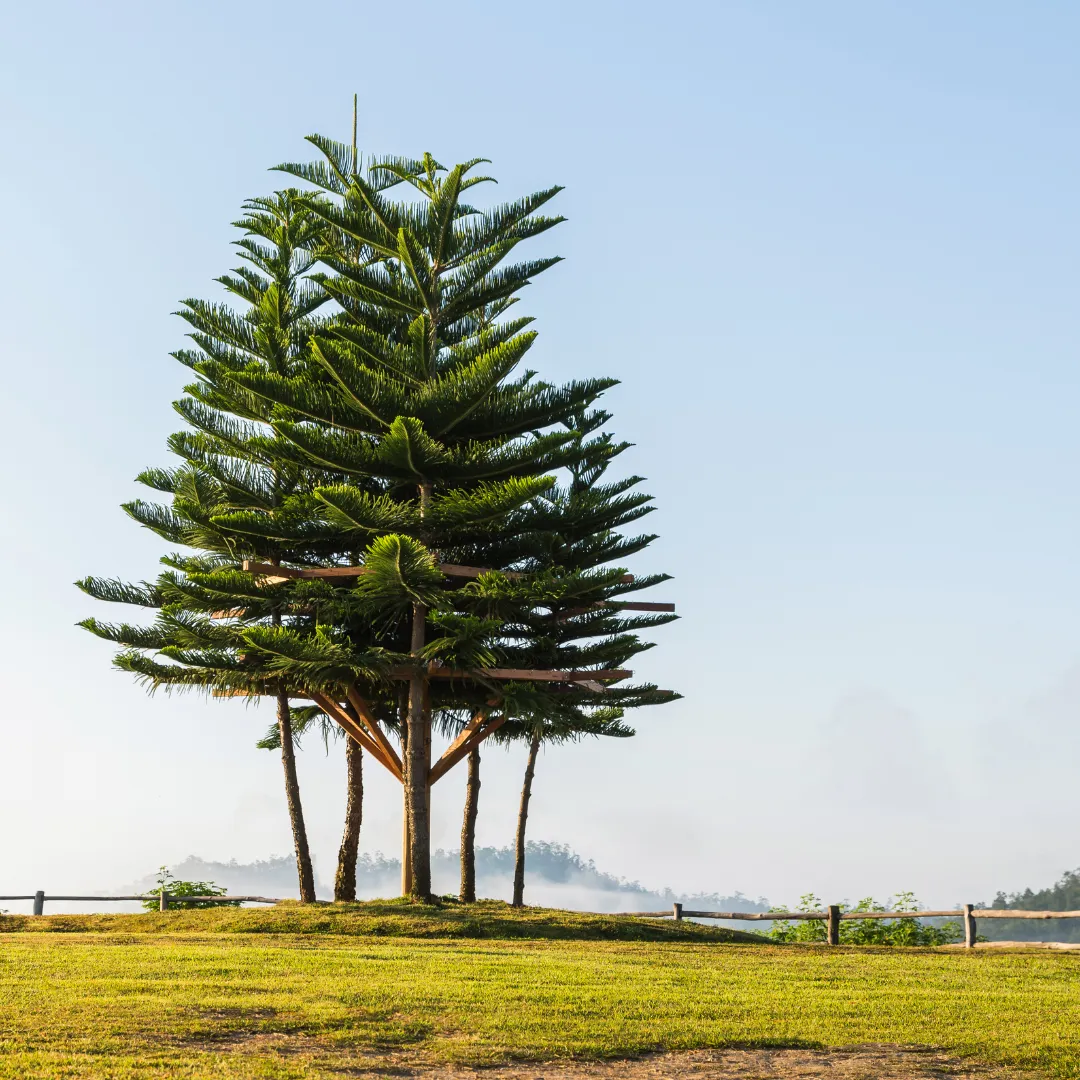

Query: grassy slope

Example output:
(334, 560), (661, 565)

(0, 899), (763, 943)
(0, 905), (1078, 1080)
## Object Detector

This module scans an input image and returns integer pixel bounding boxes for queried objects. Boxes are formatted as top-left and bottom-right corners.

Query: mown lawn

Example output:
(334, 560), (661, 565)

(0, 905), (1077, 1079)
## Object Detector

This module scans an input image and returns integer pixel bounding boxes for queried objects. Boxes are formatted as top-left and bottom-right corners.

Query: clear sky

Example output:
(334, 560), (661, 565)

(2, 0), (1079, 909)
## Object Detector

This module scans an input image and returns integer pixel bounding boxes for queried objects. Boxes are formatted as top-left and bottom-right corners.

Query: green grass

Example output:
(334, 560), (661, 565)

(0, 904), (1077, 1079)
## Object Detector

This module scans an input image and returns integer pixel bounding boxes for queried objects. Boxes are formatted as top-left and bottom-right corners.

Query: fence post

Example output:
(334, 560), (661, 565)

(159, 890), (169, 912)
(33, 891), (44, 917)
(963, 904), (976, 949)
(672, 903), (683, 921)
(826, 905), (840, 946)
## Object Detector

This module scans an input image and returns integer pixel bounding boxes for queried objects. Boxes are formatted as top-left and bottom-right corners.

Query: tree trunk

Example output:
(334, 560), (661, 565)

(405, 599), (432, 900)
(404, 481), (434, 901)
(459, 746), (481, 902)
(277, 687), (317, 903)
(512, 732), (540, 908)
(334, 735), (363, 902)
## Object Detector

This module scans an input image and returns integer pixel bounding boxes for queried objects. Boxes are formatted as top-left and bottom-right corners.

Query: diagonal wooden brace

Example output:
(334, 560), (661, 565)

(344, 683), (403, 775)
(429, 710), (507, 785)
(309, 691), (402, 781)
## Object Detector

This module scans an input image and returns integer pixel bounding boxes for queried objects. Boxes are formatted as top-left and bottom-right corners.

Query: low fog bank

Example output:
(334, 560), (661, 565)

(157, 841), (770, 921)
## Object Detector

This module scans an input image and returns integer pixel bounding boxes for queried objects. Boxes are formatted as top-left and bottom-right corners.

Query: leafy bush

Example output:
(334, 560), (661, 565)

(140, 866), (240, 911)
(767, 892), (962, 945)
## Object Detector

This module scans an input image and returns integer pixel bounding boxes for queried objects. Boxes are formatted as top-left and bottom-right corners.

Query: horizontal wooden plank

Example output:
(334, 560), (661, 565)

(396, 666), (632, 683)
(552, 600), (671, 620)
(212, 689), (312, 699)
(211, 607), (317, 620)
(975, 910), (1080, 919)
(244, 560), (505, 580)
(438, 563), (522, 580)
(6, 895), (285, 904)
(243, 560), (636, 586)
(680, 911), (829, 921)
(837, 910), (965, 920)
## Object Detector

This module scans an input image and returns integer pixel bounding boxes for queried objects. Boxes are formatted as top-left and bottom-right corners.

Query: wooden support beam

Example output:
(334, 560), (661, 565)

(429, 711), (508, 785)
(430, 710), (486, 777)
(213, 688), (306, 698)
(309, 691), (402, 781)
(243, 559), (636, 587)
(210, 606), (315, 620)
(391, 665), (632, 684)
(553, 601), (674, 621)
(344, 684), (403, 774)
(243, 561), (363, 580)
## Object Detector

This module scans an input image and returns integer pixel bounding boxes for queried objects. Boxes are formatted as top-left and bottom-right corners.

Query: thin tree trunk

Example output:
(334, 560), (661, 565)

(512, 732), (540, 908)
(405, 481), (433, 901)
(399, 690), (412, 896)
(405, 599), (432, 900)
(277, 687), (317, 903)
(334, 735), (363, 902)
(459, 747), (481, 902)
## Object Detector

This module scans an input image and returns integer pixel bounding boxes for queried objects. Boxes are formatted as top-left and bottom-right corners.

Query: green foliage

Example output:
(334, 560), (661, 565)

(140, 866), (240, 911)
(767, 892), (963, 946)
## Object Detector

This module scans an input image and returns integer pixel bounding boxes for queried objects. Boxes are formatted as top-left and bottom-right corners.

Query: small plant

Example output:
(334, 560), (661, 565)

(141, 866), (240, 911)
(767, 892), (962, 945)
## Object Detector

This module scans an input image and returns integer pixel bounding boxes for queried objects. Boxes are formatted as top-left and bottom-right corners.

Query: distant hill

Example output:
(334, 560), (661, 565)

(136, 842), (768, 918)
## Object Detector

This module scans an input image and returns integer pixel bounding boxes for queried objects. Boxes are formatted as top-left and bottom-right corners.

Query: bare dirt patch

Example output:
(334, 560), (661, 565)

(289, 1046), (1033, 1079)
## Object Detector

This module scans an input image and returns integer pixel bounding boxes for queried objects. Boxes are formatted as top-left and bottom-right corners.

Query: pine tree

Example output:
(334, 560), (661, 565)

(80, 136), (679, 908)
(222, 141), (655, 899)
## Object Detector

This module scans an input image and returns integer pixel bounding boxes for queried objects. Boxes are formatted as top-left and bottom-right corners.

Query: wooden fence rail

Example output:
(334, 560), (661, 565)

(622, 903), (1080, 948)
(0, 893), (283, 915)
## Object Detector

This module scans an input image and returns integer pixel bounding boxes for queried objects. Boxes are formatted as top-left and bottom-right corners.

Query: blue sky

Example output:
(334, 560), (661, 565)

(2, 0), (1079, 907)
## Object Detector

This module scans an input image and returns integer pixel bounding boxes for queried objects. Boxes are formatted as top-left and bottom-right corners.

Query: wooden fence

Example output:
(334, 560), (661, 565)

(4, 894), (1079, 947)
(621, 903), (1080, 948)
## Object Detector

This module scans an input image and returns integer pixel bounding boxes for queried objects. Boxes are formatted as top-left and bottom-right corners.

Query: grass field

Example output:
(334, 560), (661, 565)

(1, 902), (1078, 1079)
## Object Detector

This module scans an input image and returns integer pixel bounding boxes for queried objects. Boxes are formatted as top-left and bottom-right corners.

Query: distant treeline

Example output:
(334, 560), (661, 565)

(979, 868), (1080, 943)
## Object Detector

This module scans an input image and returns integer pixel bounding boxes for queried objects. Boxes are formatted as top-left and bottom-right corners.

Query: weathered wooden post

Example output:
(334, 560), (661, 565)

(963, 903), (976, 949)
(672, 902), (683, 921)
(826, 905), (840, 946)
(159, 890), (170, 912)
(32, 891), (44, 916)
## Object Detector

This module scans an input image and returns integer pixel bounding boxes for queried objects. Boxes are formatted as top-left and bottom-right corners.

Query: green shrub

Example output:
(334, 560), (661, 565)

(767, 892), (963, 945)
(140, 866), (241, 911)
